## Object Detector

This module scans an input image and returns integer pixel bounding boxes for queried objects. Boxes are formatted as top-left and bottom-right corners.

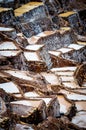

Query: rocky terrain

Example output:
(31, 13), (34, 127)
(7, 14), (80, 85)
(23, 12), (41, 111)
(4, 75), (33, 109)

(0, 0), (86, 130)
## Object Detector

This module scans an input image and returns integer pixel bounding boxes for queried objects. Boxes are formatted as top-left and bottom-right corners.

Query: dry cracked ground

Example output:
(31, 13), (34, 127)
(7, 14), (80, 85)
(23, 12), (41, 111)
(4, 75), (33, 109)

(0, 0), (86, 130)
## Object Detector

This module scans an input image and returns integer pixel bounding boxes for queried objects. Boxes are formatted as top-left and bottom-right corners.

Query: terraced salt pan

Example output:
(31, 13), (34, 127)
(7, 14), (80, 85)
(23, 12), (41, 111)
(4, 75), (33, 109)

(0, 27), (14, 32)
(27, 36), (40, 44)
(55, 71), (74, 76)
(77, 41), (86, 45)
(11, 102), (39, 117)
(51, 67), (77, 72)
(73, 88), (86, 95)
(17, 33), (23, 37)
(41, 72), (60, 85)
(11, 100), (42, 107)
(13, 94), (22, 98)
(48, 51), (61, 57)
(72, 111), (86, 128)
(0, 82), (20, 93)
(24, 92), (40, 98)
(21, 5), (37, 9)
(68, 44), (84, 50)
(59, 89), (86, 101)
(60, 27), (71, 31)
(0, 7), (11, 13)
(63, 82), (79, 89)
(58, 48), (73, 53)
(75, 101), (86, 111)
(14, 12), (23, 17)
(0, 50), (21, 57)
(15, 2), (43, 12)
(37, 32), (47, 37)
(30, 97), (52, 105)
(25, 44), (44, 51)
(22, 2), (43, 7)
(15, 8), (30, 13)
(24, 52), (41, 61)
(57, 95), (72, 114)
(59, 11), (76, 18)
(37, 31), (55, 37)
(0, 42), (18, 50)
(15, 2), (43, 16)
(41, 98), (51, 105)
(4, 70), (33, 81)
(61, 76), (74, 82)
